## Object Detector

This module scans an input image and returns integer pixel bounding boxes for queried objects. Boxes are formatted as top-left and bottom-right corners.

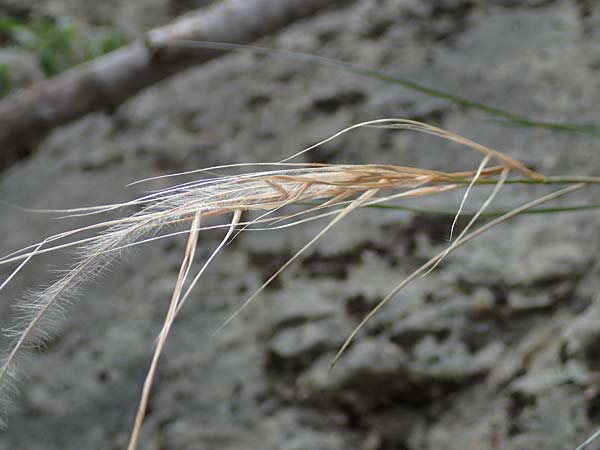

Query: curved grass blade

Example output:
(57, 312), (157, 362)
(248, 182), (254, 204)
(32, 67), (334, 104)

(330, 183), (588, 369)
(154, 40), (600, 136)
(575, 429), (600, 450)
(365, 202), (600, 216)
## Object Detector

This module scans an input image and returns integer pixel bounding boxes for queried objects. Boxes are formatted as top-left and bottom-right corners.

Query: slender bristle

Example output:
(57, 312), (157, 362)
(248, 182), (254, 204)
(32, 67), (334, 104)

(0, 119), (540, 445)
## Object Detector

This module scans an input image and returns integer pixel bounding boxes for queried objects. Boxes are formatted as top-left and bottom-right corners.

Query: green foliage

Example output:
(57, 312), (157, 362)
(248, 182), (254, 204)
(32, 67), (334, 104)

(0, 64), (12, 97)
(366, 201), (600, 216)
(0, 16), (128, 78)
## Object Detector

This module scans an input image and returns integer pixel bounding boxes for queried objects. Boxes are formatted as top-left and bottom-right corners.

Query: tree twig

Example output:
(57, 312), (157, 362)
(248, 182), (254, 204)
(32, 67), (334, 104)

(0, 0), (354, 168)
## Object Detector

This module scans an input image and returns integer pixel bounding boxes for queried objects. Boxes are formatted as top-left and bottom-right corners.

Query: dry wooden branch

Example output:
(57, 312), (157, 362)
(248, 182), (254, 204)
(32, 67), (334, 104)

(0, 0), (354, 168)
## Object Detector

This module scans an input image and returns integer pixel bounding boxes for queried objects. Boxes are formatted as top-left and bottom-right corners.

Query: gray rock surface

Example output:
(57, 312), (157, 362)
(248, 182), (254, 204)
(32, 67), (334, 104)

(1, 0), (600, 449)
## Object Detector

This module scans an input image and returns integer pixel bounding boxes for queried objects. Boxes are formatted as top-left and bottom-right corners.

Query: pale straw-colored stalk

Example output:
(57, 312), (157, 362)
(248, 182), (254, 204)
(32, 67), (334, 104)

(0, 119), (585, 449)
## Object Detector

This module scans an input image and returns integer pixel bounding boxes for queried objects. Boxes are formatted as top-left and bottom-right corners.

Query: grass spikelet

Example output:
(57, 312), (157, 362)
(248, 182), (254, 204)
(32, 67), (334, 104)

(0, 119), (552, 446)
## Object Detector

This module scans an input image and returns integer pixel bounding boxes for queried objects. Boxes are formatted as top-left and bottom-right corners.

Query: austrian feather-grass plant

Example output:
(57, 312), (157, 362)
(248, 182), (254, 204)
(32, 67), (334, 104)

(0, 118), (598, 449)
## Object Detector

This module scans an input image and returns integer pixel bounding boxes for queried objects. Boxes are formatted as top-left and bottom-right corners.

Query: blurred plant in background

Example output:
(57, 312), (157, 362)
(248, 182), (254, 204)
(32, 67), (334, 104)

(0, 16), (127, 95)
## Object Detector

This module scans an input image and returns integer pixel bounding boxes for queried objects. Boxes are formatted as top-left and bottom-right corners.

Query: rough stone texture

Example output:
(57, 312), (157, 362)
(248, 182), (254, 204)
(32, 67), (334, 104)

(1, 1), (600, 449)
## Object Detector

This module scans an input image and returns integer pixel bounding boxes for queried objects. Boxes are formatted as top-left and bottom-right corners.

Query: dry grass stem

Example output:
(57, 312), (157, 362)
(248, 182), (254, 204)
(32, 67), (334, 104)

(0, 119), (568, 448)
(127, 212), (201, 450)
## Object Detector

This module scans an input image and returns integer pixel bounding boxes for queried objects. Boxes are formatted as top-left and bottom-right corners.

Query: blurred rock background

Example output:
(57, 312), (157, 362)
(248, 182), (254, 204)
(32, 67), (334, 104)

(0, 0), (599, 449)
